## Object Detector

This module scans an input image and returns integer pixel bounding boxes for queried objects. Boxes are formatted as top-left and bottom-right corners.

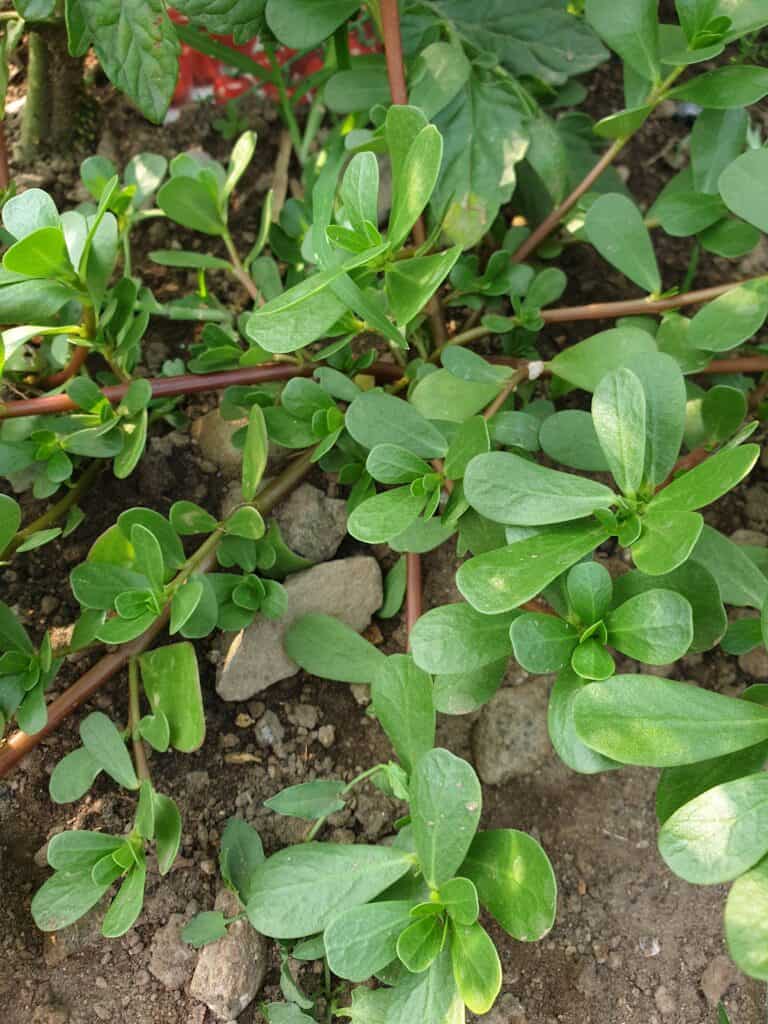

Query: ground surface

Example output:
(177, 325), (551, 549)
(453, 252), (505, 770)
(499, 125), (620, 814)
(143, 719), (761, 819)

(1, 41), (767, 1024)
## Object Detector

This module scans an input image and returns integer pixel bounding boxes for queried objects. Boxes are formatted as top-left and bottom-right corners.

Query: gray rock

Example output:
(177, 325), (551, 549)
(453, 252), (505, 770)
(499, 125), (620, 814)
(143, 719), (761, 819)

(286, 702), (319, 730)
(255, 710), (285, 748)
(191, 410), (247, 479)
(274, 483), (348, 562)
(472, 680), (551, 784)
(190, 889), (267, 1020)
(482, 994), (528, 1023)
(148, 913), (196, 990)
(700, 955), (739, 1006)
(217, 556), (382, 700)
(730, 528), (768, 547)
(745, 484), (768, 528)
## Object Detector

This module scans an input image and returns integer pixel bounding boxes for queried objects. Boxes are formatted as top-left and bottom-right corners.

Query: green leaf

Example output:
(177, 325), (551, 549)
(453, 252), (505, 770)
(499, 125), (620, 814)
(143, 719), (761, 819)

(461, 829), (556, 941)
(386, 248), (461, 326)
(130, 523), (164, 593)
(570, 637), (615, 680)
(225, 506), (265, 541)
(450, 921), (501, 1015)
(139, 643), (204, 752)
(548, 668), (620, 775)
(670, 65), (768, 108)
(80, 711), (138, 790)
(699, 218), (760, 259)
(585, 194), (660, 293)
(46, 830), (124, 871)
(223, 130), (256, 201)
(539, 411), (609, 472)
(76, 0), (180, 123)
(366, 445), (433, 485)
(348, 486), (426, 544)
(574, 675), (768, 766)
(117, 508), (185, 571)
(220, 817), (264, 904)
(371, 654), (436, 773)
(612, 561), (726, 653)
(388, 126), (443, 250)
(409, 39), (470, 119)
(182, 910), (229, 948)
(157, 176), (225, 236)
(489, 410), (540, 453)
(346, 389), (448, 458)
(265, 780), (346, 820)
(439, 877), (478, 926)
(31, 870), (110, 931)
(443, 417), (490, 481)
(585, 0), (660, 80)
(725, 854), (768, 979)
(433, 660), (506, 716)
(431, 73), (528, 249)
(691, 108), (748, 195)
(411, 748), (481, 888)
(396, 915), (444, 973)
(651, 444), (758, 515)
(632, 509), (703, 574)
(102, 861), (146, 938)
(340, 152), (379, 235)
(654, 191), (726, 238)
(135, 779), (155, 840)
(3, 226), (73, 280)
(409, 369), (499, 423)
(510, 613), (578, 674)
(153, 791), (181, 875)
(242, 403), (268, 501)
(548, 327), (657, 393)
(245, 843), (414, 938)
(170, 579), (204, 636)
(659, 772), (768, 884)
(265, 0), (358, 47)
(150, 249), (231, 271)
(3, 188), (59, 239)
(606, 589), (693, 663)
(284, 613), (386, 684)
(719, 148), (768, 232)
(325, 901), (414, 982)
(49, 746), (102, 803)
(0, 494), (21, 556)
(465, 451), (615, 526)
(592, 367), (646, 495)
(566, 561), (613, 624)
(458, 521), (610, 614)
(383, 948), (463, 1024)
(624, 352), (686, 486)
(594, 104), (651, 139)
(410, 603), (515, 674)
(693, 525), (768, 609)
(689, 279), (768, 352)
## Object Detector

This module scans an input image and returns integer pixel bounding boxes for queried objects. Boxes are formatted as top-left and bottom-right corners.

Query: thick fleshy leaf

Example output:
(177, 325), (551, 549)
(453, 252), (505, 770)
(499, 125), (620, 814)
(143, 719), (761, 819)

(325, 901), (414, 982)
(574, 675), (768, 766)
(371, 654), (435, 773)
(669, 65), (768, 108)
(585, 194), (661, 293)
(623, 352), (686, 487)
(219, 817), (264, 904)
(346, 391), (447, 459)
(411, 748), (481, 888)
(450, 922), (502, 1015)
(719, 148), (768, 233)
(510, 613), (578, 674)
(348, 487), (426, 544)
(31, 870), (110, 932)
(566, 561), (613, 624)
(606, 589), (693, 663)
(691, 109), (748, 195)
(548, 327), (657, 393)
(410, 603), (515, 674)
(139, 643), (204, 752)
(265, 780), (346, 821)
(725, 855), (768, 980)
(80, 711), (138, 790)
(689, 279), (768, 352)
(691, 525), (768, 609)
(548, 669), (620, 775)
(592, 367), (646, 495)
(585, 0), (660, 81)
(632, 509), (703, 575)
(49, 746), (102, 803)
(650, 444), (759, 513)
(284, 613), (386, 684)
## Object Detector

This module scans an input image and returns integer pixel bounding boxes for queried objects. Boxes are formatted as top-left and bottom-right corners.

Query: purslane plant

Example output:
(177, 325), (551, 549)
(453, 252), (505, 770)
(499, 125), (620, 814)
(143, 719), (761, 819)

(3, 1), (768, 1020)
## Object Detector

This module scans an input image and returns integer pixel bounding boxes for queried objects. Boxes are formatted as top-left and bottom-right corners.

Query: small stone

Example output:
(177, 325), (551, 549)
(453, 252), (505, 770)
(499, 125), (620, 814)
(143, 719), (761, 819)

(730, 528), (768, 547)
(190, 889), (268, 1020)
(350, 684), (371, 706)
(700, 955), (739, 1006)
(482, 994), (528, 1024)
(472, 680), (551, 784)
(274, 483), (348, 562)
(286, 703), (319, 730)
(148, 913), (196, 990)
(217, 557), (382, 700)
(654, 985), (677, 1018)
(191, 410), (247, 479)
(255, 710), (285, 748)
(41, 595), (59, 615)
(745, 485), (768, 528)
(739, 646), (768, 680)
(235, 713), (255, 728)
(43, 907), (104, 966)
(317, 724), (336, 748)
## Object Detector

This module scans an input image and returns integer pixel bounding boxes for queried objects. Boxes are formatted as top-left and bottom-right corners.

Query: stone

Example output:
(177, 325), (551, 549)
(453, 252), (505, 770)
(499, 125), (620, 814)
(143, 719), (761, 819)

(254, 710), (285, 748)
(654, 985), (677, 1018)
(286, 703), (319, 730)
(318, 724), (336, 748)
(191, 410), (247, 479)
(700, 955), (739, 1006)
(472, 680), (551, 784)
(482, 994), (528, 1024)
(274, 483), (348, 562)
(730, 528), (768, 547)
(217, 556), (382, 700)
(148, 913), (196, 990)
(190, 889), (268, 1020)
(738, 645), (768, 681)
(745, 484), (768, 529)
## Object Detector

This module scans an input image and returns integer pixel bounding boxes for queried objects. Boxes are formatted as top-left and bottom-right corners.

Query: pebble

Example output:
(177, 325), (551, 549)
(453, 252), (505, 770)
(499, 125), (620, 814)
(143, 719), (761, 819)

(217, 556), (382, 700)
(700, 955), (739, 1006)
(190, 409), (247, 479)
(286, 703), (319, 730)
(317, 724), (336, 748)
(190, 889), (268, 1020)
(273, 482), (348, 562)
(148, 914), (197, 990)
(738, 646), (768, 680)
(472, 679), (552, 784)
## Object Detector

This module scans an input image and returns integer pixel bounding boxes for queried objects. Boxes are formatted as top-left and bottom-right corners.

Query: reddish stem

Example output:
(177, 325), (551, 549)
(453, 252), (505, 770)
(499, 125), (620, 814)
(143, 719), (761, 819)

(405, 551), (422, 646)
(540, 280), (757, 323)
(0, 360), (402, 420)
(0, 120), (9, 192)
(381, 0), (409, 105)
(41, 345), (89, 388)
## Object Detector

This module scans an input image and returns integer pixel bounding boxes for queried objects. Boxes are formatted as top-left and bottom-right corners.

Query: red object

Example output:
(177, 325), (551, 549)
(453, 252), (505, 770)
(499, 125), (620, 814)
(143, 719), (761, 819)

(168, 9), (380, 108)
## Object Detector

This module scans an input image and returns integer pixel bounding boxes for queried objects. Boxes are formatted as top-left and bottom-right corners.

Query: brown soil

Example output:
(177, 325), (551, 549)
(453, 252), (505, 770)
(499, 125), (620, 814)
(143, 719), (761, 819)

(1, 45), (768, 1024)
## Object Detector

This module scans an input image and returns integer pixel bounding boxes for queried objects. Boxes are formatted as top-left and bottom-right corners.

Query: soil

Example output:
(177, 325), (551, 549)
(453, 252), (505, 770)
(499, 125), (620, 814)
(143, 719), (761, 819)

(1, 38), (768, 1024)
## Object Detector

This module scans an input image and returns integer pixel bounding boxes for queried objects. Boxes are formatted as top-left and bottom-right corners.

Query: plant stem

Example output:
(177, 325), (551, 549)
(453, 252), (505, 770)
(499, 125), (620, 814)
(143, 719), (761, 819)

(0, 120), (9, 191)
(265, 42), (304, 159)
(2, 459), (102, 559)
(304, 764), (384, 842)
(333, 23), (350, 70)
(128, 658), (150, 782)
(0, 449), (316, 777)
(223, 232), (261, 304)
(482, 366), (530, 420)
(405, 552), (422, 647)
(41, 343), (89, 388)
(380, 0), (409, 105)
